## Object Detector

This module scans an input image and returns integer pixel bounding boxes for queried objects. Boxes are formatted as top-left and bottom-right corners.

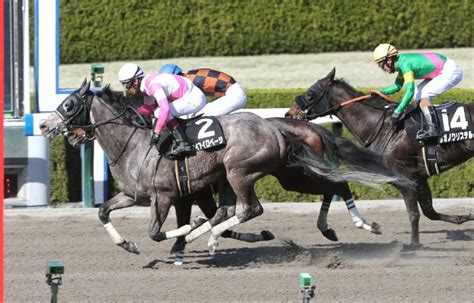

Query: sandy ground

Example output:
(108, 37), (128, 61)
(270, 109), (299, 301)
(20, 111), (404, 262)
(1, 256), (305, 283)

(4, 198), (474, 302)
(30, 48), (473, 91)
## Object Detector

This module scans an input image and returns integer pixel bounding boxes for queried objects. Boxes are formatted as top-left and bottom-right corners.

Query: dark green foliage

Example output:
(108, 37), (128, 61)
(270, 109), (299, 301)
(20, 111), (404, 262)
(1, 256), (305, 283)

(56, 0), (473, 63)
(51, 88), (473, 202)
(49, 137), (82, 203)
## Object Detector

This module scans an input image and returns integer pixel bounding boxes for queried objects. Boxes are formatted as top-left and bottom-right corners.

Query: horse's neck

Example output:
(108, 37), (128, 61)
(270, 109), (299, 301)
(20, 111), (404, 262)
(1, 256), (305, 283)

(334, 96), (387, 145)
(90, 104), (149, 167)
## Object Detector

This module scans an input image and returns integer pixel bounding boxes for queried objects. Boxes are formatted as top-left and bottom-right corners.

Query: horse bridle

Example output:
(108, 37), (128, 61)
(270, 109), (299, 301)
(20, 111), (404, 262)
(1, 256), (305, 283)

(54, 89), (150, 166)
(293, 83), (394, 121)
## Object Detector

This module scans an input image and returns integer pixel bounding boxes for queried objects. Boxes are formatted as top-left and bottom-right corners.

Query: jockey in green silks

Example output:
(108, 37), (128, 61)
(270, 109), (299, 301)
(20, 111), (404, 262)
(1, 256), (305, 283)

(373, 43), (463, 140)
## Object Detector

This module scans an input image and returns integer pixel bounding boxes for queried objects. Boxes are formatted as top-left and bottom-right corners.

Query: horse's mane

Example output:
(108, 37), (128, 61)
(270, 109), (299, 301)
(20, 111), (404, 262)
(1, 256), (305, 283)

(93, 85), (151, 128)
(333, 78), (399, 109)
(95, 85), (144, 109)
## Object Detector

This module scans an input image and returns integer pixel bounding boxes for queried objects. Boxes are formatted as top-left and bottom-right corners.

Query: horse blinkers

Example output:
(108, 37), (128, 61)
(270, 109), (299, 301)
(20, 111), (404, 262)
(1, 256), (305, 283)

(54, 90), (94, 145)
(286, 81), (330, 120)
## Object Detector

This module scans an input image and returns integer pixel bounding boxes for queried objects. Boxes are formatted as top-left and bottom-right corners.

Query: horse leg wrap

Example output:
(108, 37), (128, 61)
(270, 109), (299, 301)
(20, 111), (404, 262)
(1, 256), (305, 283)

(165, 225), (192, 239)
(185, 221), (212, 243)
(211, 216), (241, 237)
(104, 222), (124, 244)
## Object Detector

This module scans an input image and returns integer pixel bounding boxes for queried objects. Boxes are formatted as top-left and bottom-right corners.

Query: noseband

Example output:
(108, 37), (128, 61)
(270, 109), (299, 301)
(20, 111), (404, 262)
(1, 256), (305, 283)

(292, 82), (335, 121)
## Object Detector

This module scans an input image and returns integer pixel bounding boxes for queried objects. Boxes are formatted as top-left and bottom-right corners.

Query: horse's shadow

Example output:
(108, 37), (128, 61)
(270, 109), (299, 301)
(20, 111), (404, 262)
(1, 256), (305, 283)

(142, 228), (474, 269)
(397, 228), (474, 242)
(180, 239), (404, 269)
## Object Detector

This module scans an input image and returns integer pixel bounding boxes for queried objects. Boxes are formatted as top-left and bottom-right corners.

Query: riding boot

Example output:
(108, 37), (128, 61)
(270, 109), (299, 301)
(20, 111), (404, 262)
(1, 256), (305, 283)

(171, 125), (195, 157)
(417, 103), (441, 141)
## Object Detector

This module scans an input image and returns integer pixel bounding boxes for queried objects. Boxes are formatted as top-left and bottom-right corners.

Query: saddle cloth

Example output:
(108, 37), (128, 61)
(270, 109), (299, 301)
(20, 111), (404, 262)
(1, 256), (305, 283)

(403, 101), (473, 147)
(157, 116), (227, 159)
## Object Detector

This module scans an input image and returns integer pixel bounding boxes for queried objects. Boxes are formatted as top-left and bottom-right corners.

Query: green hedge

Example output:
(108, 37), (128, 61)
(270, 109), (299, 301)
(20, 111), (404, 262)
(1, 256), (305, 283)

(55, 0), (473, 64)
(51, 88), (474, 203)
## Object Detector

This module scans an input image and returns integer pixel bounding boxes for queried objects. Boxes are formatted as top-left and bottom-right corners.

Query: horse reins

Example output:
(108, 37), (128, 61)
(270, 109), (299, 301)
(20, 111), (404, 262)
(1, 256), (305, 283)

(303, 90), (396, 148)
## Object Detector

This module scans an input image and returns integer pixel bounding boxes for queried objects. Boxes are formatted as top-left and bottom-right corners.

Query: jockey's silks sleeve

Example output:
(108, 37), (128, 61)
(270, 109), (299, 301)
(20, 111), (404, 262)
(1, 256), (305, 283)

(380, 53), (447, 114)
(153, 90), (170, 134)
(140, 73), (192, 134)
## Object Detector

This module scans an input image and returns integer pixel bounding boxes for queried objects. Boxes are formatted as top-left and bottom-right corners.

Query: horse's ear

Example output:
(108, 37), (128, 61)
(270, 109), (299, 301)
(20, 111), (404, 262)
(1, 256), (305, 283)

(78, 78), (91, 95)
(325, 67), (336, 81)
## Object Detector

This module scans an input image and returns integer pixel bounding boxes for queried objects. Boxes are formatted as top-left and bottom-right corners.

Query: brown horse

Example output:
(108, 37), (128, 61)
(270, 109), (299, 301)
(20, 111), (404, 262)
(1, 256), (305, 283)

(286, 68), (474, 246)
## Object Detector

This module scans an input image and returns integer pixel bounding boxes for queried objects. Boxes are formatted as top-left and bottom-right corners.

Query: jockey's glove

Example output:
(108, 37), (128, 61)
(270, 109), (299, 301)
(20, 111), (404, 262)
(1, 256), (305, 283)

(150, 132), (161, 146)
(390, 112), (401, 130)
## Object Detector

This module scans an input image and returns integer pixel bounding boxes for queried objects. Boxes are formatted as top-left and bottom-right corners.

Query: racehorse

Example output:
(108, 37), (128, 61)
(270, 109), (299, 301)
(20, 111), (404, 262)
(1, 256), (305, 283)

(171, 117), (410, 261)
(39, 80), (404, 257)
(286, 68), (474, 246)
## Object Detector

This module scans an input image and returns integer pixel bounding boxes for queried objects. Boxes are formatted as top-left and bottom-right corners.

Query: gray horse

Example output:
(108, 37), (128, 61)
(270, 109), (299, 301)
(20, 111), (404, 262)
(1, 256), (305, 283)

(39, 81), (405, 256)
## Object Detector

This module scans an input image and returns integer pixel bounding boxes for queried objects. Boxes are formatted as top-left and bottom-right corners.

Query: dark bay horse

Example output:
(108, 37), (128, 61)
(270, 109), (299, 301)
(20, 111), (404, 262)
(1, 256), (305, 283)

(39, 81), (404, 258)
(286, 68), (474, 246)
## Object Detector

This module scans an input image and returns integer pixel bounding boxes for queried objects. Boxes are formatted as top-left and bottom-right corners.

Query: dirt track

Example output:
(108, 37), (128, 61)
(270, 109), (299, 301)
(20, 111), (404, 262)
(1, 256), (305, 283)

(4, 198), (474, 302)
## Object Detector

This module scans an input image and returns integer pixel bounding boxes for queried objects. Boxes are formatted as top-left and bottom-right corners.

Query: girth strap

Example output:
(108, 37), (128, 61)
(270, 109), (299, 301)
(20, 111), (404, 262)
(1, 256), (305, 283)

(422, 145), (440, 176)
(175, 158), (191, 197)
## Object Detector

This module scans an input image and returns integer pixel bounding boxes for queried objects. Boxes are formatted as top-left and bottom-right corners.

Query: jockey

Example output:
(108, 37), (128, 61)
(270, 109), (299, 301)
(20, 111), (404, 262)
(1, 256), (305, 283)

(373, 43), (463, 140)
(159, 64), (247, 117)
(118, 63), (206, 157)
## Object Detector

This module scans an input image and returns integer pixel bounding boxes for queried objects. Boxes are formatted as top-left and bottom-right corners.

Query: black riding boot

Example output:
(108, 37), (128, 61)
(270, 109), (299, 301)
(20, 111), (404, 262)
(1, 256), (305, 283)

(171, 125), (195, 157)
(417, 107), (441, 141)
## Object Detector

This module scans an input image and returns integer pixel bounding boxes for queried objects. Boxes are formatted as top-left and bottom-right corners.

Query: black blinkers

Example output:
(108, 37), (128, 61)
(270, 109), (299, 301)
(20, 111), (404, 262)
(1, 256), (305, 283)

(54, 90), (93, 128)
(294, 81), (333, 119)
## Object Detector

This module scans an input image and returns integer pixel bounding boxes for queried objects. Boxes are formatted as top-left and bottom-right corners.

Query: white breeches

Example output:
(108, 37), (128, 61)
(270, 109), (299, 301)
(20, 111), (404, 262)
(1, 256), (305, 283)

(194, 83), (247, 117)
(154, 85), (206, 121)
(414, 58), (463, 101)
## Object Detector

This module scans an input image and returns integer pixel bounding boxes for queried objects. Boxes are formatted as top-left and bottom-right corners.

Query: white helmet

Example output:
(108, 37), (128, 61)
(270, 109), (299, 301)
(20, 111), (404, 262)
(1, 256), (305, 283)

(373, 44), (398, 63)
(118, 63), (145, 84)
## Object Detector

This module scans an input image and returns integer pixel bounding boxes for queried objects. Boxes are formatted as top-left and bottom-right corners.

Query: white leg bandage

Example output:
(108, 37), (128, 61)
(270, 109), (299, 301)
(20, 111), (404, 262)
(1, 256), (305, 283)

(345, 199), (366, 228)
(185, 221), (212, 243)
(104, 222), (124, 244)
(211, 216), (240, 237)
(165, 225), (192, 239)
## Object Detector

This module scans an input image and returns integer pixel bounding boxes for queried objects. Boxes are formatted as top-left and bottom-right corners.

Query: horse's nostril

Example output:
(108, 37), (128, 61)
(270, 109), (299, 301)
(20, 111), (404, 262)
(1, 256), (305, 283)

(284, 112), (290, 118)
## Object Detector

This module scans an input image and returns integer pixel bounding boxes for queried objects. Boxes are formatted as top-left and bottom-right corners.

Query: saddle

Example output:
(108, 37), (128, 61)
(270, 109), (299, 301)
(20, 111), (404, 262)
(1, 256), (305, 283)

(400, 100), (473, 175)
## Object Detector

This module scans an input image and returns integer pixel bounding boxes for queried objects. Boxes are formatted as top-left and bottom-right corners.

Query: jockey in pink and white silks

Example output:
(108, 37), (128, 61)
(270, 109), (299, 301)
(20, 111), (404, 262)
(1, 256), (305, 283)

(118, 63), (206, 157)
(373, 44), (463, 141)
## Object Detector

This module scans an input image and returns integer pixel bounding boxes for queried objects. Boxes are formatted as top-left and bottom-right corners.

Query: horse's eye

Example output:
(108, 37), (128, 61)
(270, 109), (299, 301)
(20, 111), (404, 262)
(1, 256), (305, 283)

(63, 100), (74, 112)
(305, 90), (314, 100)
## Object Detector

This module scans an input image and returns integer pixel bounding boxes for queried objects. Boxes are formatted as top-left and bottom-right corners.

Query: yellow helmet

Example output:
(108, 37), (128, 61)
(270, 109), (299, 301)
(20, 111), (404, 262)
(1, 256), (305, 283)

(373, 44), (398, 63)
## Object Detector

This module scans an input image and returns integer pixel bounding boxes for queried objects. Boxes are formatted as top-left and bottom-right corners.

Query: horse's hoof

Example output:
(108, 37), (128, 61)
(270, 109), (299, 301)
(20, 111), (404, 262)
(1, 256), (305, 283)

(322, 229), (338, 242)
(174, 251), (184, 266)
(118, 241), (140, 254)
(261, 230), (275, 240)
(371, 222), (382, 234)
(208, 241), (218, 255)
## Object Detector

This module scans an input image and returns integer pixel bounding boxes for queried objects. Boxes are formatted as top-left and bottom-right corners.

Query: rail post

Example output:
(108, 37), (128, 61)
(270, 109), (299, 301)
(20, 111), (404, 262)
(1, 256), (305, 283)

(46, 260), (64, 303)
(299, 272), (316, 302)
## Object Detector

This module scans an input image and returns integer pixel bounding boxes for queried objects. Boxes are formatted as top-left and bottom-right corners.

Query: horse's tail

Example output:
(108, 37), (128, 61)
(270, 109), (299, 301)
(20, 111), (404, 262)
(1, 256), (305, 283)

(283, 127), (413, 189)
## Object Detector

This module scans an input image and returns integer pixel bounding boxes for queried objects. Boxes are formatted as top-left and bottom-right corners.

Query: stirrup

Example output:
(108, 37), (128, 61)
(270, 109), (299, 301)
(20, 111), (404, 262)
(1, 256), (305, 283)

(171, 143), (195, 156)
(416, 129), (440, 141)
